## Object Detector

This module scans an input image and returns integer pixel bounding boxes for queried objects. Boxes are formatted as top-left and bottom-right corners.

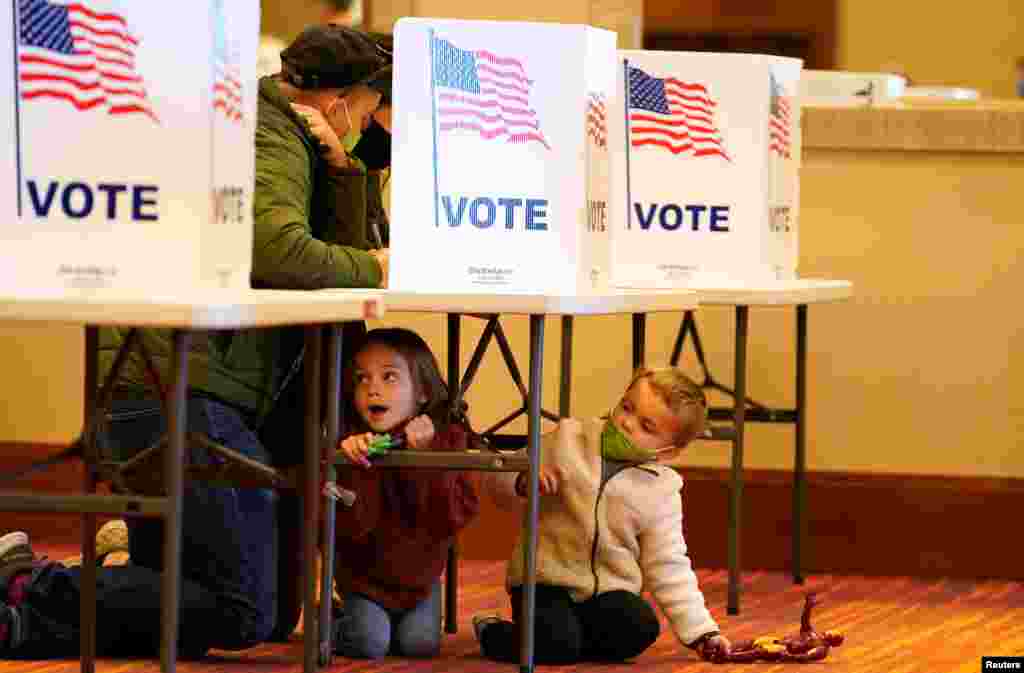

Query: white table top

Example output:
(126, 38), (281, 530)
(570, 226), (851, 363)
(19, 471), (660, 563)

(0, 288), (384, 329)
(384, 279), (850, 313)
(384, 288), (699, 315)
(683, 279), (853, 306)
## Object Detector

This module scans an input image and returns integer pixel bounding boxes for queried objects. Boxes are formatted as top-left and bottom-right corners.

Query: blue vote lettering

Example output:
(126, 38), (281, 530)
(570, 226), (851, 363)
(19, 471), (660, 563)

(26, 180), (159, 221)
(441, 195), (548, 231)
(469, 197), (495, 228)
(634, 202), (730, 232)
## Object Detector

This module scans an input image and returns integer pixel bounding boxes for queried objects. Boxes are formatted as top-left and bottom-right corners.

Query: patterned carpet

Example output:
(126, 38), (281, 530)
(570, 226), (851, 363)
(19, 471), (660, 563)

(1, 541), (1022, 673)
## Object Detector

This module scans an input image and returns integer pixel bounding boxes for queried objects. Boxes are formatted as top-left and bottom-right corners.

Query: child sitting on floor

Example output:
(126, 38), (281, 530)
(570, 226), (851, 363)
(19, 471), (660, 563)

(331, 327), (479, 659)
(475, 367), (731, 664)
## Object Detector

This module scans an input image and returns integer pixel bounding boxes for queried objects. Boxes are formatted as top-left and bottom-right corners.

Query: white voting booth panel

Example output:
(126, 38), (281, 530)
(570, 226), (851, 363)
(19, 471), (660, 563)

(390, 18), (616, 295)
(0, 1), (258, 297)
(609, 51), (803, 287)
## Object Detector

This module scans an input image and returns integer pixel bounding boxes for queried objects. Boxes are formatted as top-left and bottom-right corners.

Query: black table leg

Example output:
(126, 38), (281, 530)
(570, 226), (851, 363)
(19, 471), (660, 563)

(319, 326), (343, 665)
(80, 327), (98, 673)
(559, 316), (573, 418)
(160, 330), (189, 671)
(445, 314), (461, 634)
(793, 305), (808, 585)
(727, 308), (748, 615)
(302, 327), (322, 672)
(632, 313), (646, 370)
(519, 315), (544, 673)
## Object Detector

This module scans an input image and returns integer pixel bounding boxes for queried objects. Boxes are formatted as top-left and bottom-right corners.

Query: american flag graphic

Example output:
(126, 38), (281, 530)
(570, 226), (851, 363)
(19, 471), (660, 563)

(16, 0), (157, 122)
(432, 35), (549, 149)
(627, 64), (728, 160)
(212, 0), (243, 123)
(586, 92), (606, 148)
(769, 75), (791, 158)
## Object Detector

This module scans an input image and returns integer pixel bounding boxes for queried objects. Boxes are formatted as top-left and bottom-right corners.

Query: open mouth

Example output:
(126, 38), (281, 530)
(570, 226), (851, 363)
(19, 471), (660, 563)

(366, 403), (390, 421)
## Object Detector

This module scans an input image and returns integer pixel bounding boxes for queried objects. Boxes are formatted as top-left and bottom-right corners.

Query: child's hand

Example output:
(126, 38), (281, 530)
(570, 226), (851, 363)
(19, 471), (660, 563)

(339, 432), (376, 469)
(698, 634), (731, 661)
(538, 465), (565, 495)
(404, 414), (435, 449)
(513, 466), (565, 497)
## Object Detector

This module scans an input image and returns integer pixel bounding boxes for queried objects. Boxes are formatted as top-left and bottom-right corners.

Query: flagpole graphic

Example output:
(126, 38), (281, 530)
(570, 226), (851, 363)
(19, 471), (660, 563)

(623, 58), (632, 230)
(428, 28), (440, 227)
(12, 0), (22, 216)
(210, 0), (216, 221)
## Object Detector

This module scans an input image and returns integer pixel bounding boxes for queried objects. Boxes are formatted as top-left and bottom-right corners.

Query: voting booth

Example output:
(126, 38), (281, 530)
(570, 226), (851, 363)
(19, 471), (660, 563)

(0, 0), (258, 296)
(390, 18), (616, 294)
(608, 51), (803, 287)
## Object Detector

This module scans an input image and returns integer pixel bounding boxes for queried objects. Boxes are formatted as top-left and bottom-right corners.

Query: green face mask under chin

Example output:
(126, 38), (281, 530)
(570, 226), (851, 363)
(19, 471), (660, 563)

(342, 128), (362, 154)
(600, 419), (658, 462)
(333, 98), (363, 155)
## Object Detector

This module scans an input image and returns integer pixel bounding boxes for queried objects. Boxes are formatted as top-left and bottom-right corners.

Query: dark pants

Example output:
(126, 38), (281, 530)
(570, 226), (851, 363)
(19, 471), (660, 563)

(480, 585), (661, 665)
(10, 396), (278, 659)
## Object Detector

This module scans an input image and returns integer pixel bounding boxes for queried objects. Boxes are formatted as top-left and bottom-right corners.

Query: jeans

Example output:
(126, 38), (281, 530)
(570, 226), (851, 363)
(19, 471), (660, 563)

(6, 396), (278, 659)
(334, 583), (442, 659)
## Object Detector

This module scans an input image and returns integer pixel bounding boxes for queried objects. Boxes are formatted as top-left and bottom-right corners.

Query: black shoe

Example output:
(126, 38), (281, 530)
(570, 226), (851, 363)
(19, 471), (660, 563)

(0, 532), (35, 595)
(0, 601), (28, 652)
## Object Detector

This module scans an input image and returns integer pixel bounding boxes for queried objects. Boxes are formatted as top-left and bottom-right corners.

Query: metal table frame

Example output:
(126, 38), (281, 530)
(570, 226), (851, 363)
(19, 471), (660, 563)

(667, 307), (807, 615)
(661, 279), (852, 615)
(0, 288), (383, 673)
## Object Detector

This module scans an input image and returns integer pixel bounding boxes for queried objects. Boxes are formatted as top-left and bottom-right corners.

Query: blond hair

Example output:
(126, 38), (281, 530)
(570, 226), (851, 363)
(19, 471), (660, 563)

(627, 367), (708, 446)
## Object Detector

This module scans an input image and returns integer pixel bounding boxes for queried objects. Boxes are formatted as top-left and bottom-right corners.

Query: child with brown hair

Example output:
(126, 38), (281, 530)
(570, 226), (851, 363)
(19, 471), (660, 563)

(475, 367), (730, 664)
(330, 327), (479, 659)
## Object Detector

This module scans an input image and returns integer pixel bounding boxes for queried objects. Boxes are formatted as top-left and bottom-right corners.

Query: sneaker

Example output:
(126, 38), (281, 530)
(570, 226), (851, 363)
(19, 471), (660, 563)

(0, 532), (35, 652)
(62, 519), (130, 568)
(0, 601), (28, 651)
(472, 613), (503, 643)
(0, 532), (35, 591)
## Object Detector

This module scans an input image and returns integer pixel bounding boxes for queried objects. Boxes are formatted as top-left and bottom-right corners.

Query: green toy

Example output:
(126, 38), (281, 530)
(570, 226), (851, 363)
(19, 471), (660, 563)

(366, 431), (405, 456)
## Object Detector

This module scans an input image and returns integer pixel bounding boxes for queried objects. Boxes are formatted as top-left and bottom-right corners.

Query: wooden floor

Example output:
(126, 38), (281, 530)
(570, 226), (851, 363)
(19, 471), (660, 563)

(3, 542), (1022, 673)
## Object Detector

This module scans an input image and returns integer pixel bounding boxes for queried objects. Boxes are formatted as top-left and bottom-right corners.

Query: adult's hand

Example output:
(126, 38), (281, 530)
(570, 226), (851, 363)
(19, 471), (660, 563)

(291, 102), (348, 169)
(370, 248), (389, 288)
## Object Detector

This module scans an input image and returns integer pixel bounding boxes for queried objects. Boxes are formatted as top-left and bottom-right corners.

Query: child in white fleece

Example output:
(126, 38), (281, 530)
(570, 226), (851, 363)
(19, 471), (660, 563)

(474, 367), (730, 664)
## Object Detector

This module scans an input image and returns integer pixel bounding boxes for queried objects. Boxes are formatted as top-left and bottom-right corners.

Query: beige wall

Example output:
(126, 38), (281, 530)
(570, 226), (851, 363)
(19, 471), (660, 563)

(0, 325), (82, 443)
(837, 0), (1024, 98)
(260, 0), (365, 41)
(260, 1), (327, 41)
(366, 0), (643, 49)
(261, 0), (1024, 97)
(792, 147), (1024, 477)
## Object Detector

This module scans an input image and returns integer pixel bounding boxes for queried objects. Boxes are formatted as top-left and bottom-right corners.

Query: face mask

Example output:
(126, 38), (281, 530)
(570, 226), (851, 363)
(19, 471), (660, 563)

(336, 97), (362, 153)
(352, 119), (392, 170)
(600, 418), (658, 462)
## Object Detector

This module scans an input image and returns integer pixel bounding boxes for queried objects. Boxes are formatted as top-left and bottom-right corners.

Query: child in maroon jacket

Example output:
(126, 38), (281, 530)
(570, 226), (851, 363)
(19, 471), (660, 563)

(332, 328), (479, 659)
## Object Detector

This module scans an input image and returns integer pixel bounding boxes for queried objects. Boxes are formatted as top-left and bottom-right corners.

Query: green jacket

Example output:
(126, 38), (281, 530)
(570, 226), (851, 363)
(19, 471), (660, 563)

(99, 77), (383, 417)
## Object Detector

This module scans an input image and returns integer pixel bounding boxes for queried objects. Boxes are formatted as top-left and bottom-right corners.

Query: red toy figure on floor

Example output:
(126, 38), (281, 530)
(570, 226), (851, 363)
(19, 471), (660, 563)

(705, 594), (845, 663)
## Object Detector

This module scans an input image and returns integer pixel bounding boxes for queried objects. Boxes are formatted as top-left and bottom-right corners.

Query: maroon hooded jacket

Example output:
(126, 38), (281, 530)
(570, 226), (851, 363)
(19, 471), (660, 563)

(333, 423), (479, 609)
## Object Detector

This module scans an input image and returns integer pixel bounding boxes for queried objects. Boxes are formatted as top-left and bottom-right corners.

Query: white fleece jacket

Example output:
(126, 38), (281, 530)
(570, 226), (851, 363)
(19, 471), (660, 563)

(487, 417), (719, 647)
